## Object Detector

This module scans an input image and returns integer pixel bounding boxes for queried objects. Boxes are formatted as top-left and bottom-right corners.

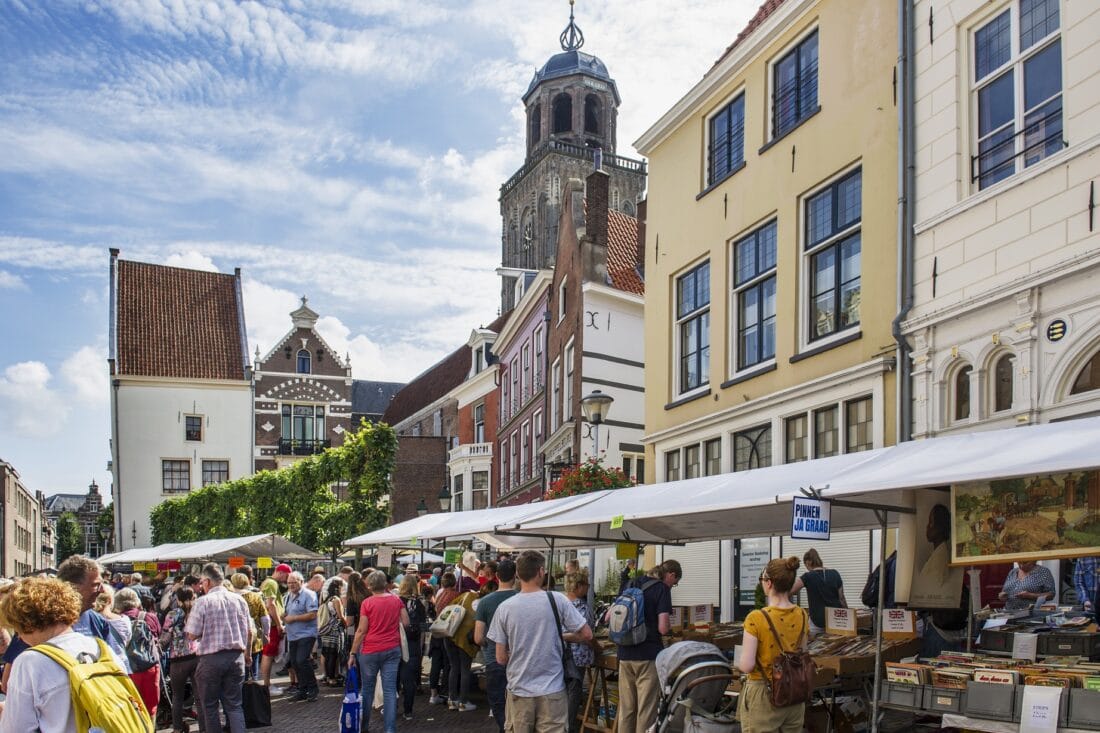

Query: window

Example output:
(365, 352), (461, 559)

(734, 220), (778, 369)
(685, 445), (701, 479)
(806, 169), (861, 341)
(734, 425), (772, 470)
(501, 365), (510, 422)
(474, 346), (485, 374)
(813, 406), (839, 458)
(530, 103), (542, 146)
(584, 95), (601, 135)
(954, 366), (973, 421)
(665, 450), (681, 482)
(623, 454), (645, 483)
(534, 328), (544, 388)
(281, 405), (325, 445)
(202, 460), (229, 486)
(553, 93), (572, 134)
(972, 0), (1062, 189)
(510, 434), (518, 485)
(1071, 350), (1100, 395)
(511, 357), (519, 413)
(676, 262), (711, 393)
(500, 440), (509, 495)
(786, 415), (808, 463)
(551, 359), (561, 431)
(521, 422), (530, 480)
(162, 460), (190, 494)
(184, 415), (202, 442)
(533, 410), (543, 452)
(297, 349), (311, 374)
(845, 397), (873, 453)
(708, 94), (745, 185)
(522, 344), (531, 402)
(474, 403), (485, 443)
(564, 343), (574, 420)
(453, 474), (464, 513)
(705, 438), (722, 476)
(994, 354), (1015, 412)
(558, 277), (568, 322)
(472, 471), (489, 510)
(773, 30), (819, 138)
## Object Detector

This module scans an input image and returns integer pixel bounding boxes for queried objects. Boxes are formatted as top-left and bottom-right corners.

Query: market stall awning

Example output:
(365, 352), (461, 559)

(99, 543), (192, 565)
(498, 449), (890, 544)
(344, 491), (619, 549)
(99, 534), (322, 563)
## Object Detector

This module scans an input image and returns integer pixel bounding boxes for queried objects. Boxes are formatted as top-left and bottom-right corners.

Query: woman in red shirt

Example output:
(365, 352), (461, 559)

(349, 570), (410, 733)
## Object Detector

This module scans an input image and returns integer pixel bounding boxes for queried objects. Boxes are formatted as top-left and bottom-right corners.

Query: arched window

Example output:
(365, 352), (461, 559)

(993, 353), (1014, 412)
(1071, 350), (1100, 394)
(584, 94), (600, 134)
(552, 93), (572, 134)
(954, 365), (972, 421)
(530, 104), (541, 145)
(297, 349), (311, 374)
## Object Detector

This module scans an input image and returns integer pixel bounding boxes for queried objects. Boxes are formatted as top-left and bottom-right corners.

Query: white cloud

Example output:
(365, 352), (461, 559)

(164, 250), (218, 272)
(60, 346), (108, 406)
(0, 270), (25, 289)
(0, 361), (70, 438)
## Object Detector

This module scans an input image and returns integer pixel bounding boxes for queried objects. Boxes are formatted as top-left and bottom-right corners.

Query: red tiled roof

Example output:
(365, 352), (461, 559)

(382, 310), (512, 426)
(115, 259), (247, 381)
(711, 0), (789, 71)
(606, 210), (644, 295)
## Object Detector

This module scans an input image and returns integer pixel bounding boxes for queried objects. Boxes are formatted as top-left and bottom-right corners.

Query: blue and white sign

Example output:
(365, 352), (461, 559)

(791, 496), (831, 540)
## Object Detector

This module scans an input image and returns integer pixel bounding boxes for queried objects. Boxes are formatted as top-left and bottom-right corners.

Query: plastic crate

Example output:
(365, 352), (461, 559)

(979, 628), (1013, 653)
(926, 687), (966, 714)
(1068, 688), (1100, 728)
(1013, 686), (1069, 726)
(965, 681), (1016, 722)
(879, 681), (926, 710)
(1038, 632), (1100, 658)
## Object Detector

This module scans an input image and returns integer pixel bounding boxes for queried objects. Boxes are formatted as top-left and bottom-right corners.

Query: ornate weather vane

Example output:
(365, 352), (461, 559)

(559, 0), (585, 51)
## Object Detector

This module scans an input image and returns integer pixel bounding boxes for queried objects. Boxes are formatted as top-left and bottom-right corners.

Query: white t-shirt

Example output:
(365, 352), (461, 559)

(487, 590), (587, 698)
(0, 631), (102, 733)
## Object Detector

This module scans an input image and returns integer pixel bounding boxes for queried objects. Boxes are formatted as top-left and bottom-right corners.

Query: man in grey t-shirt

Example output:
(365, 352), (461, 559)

(488, 550), (591, 732)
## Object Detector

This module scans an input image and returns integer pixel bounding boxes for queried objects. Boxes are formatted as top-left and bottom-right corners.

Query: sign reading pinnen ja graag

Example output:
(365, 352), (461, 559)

(791, 496), (831, 540)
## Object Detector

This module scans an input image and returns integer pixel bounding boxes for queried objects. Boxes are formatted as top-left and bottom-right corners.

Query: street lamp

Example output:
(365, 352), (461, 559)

(438, 483), (452, 512)
(416, 498), (429, 517)
(580, 389), (614, 457)
(99, 526), (112, 555)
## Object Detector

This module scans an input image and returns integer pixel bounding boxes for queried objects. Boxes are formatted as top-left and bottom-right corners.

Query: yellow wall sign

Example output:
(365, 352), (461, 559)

(616, 543), (638, 560)
(256, 557), (273, 569)
(610, 515), (624, 530)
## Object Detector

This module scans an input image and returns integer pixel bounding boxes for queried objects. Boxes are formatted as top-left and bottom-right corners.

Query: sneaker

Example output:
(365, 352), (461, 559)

(458, 703), (477, 712)
(294, 691), (308, 702)
(286, 685), (299, 696)
(448, 700), (459, 710)
(429, 695), (446, 705)
(268, 686), (285, 696)
(305, 690), (319, 703)
(403, 714), (413, 721)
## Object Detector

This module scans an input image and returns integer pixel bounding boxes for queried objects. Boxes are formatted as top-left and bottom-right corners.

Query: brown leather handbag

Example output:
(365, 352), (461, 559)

(755, 607), (816, 707)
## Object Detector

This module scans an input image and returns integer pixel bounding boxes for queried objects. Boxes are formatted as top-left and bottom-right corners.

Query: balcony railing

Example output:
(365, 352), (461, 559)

(448, 442), (493, 461)
(500, 140), (647, 197)
(278, 438), (331, 456)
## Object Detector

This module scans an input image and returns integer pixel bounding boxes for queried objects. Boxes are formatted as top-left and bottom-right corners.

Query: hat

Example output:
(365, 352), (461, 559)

(274, 563), (293, 574)
(405, 564), (419, 573)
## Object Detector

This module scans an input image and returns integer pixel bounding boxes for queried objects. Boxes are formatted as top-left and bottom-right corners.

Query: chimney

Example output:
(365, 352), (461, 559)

(583, 169), (610, 284)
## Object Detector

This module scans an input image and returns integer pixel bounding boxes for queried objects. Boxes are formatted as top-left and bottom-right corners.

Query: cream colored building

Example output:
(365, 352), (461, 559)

(0, 460), (50, 577)
(635, 0), (899, 613)
(905, 0), (1100, 436)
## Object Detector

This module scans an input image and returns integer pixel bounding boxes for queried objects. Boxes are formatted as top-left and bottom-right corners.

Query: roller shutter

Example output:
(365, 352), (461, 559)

(662, 540), (721, 607)
(781, 530), (873, 609)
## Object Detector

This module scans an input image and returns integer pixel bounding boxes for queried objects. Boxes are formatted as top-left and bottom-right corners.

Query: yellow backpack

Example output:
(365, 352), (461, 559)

(33, 637), (153, 733)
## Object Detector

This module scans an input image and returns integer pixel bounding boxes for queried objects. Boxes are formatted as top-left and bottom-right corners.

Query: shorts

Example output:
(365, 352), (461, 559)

(262, 625), (282, 658)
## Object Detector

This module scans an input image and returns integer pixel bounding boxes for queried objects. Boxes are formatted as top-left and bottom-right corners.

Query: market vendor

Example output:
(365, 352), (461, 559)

(998, 561), (1055, 610)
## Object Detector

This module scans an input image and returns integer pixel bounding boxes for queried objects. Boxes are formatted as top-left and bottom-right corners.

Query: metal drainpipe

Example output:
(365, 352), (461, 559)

(891, 0), (916, 445)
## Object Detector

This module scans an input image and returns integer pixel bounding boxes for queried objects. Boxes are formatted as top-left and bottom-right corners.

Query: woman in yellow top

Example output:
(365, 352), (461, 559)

(736, 557), (809, 733)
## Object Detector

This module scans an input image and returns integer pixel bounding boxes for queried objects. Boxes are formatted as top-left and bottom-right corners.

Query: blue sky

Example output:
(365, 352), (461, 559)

(0, 0), (754, 497)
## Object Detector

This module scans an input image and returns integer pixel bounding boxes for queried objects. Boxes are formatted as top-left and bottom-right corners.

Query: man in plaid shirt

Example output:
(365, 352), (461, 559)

(187, 562), (253, 733)
(1073, 557), (1100, 612)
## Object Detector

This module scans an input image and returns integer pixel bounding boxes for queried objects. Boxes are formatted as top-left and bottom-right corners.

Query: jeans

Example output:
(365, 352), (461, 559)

(358, 645), (401, 733)
(288, 636), (318, 694)
(194, 649), (246, 733)
(444, 638), (472, 704)
(399, 633), (422, 715)
(428, 636), (450, 693)
(486, 661), (507, 733)
(169, 655), (199, 733)
(565, 674), (585, 733)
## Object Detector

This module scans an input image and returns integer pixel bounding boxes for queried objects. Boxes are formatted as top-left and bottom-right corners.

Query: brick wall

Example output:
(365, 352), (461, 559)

(389, 435), (447, 523)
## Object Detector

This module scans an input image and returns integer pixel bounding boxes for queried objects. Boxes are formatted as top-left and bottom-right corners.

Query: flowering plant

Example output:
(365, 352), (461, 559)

(545, 456), (634, 500)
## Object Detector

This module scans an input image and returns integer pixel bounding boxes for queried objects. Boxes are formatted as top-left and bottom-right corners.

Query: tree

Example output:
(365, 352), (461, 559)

(55, 512), (84, 563)
(98, 502), (114, 552)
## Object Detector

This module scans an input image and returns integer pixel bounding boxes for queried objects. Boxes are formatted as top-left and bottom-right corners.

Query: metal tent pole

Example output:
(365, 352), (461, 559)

(871, 509), (888, 733)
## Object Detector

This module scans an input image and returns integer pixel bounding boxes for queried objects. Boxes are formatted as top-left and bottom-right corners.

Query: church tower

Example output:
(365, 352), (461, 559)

(499, 2), (646, 310)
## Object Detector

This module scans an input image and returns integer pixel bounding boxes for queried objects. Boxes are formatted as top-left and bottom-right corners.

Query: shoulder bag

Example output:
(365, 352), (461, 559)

(547, 591), (583, 683)
(753, 607), (816, 707)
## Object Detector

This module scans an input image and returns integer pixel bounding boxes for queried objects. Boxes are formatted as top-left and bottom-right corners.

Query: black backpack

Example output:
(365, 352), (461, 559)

(861, 551), (897, 608)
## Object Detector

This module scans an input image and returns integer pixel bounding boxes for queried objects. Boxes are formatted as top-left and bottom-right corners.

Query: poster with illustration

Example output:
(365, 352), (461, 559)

(910, 490), (966, 608)
(951, 470), (1100, 565)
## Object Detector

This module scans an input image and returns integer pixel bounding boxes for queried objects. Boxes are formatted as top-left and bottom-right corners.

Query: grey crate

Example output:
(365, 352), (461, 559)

(966, 681), (1016, 722)
(1014, 686), (1069, 726)
(1038, 632), (1100, 658)
(880, 681), (926, 710)
(1068, 688), (1100, 728)
(926, 687), (966, 715)
(979, 629), (1013, 653)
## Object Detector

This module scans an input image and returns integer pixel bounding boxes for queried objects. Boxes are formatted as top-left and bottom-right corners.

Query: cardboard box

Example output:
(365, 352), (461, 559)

(813, 638), (921, 676)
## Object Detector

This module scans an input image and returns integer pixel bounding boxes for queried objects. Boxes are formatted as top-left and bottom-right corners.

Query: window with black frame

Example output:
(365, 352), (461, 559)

(184, 415), (202, 442)
(734, 220), (777, 370)
(162, 459), (190, 493)
(202, 460), (229, 486)
(708, 94), (745, 185)
(972, 0), (1062, 189)
(772, 30), (818, 138)
(734, 425), (772, 471)
(805, 168), (861, 342)
(676, 261), (711, 393)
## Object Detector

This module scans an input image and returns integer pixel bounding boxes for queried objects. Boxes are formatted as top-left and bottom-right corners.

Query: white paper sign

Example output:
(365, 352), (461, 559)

(376, 546), (393, 568)
(791, 496), (831, 540)
(1019, 685), (1062, 733)
(1013, 632), (1039, 661)
(881, 608), (917, 639)
(968, 568), (983, 613)
(691, 604), (713, 623)
(825, 607), (858, 636)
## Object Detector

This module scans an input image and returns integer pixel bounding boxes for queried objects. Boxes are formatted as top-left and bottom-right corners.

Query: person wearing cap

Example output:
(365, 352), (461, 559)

(474, 558), (518, 732)
(272, 563), (292, 599)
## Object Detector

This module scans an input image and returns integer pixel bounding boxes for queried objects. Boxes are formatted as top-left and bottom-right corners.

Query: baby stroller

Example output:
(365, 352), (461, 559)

(650, 641), (738, 733)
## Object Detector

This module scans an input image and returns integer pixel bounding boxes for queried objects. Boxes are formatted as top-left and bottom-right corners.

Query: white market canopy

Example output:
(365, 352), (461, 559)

(99, 533), (323, 564)
(500, 417), (1100, 545)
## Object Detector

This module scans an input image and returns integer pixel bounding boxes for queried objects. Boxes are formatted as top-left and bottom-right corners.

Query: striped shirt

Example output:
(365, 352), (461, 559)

(185, 585), (251, 655)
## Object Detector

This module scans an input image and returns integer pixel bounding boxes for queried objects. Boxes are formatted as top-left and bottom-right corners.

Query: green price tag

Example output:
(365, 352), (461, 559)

(444, 549), (461, 563)
(410, 537), (418, 545)
(610, 515), (624, 530)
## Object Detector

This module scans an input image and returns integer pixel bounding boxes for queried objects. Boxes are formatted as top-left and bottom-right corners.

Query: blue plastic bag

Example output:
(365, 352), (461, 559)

(341, 662), (361, 733)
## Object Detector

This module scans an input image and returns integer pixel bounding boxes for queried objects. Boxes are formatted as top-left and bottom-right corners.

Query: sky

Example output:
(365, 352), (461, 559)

(0, 0), (757, 498)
